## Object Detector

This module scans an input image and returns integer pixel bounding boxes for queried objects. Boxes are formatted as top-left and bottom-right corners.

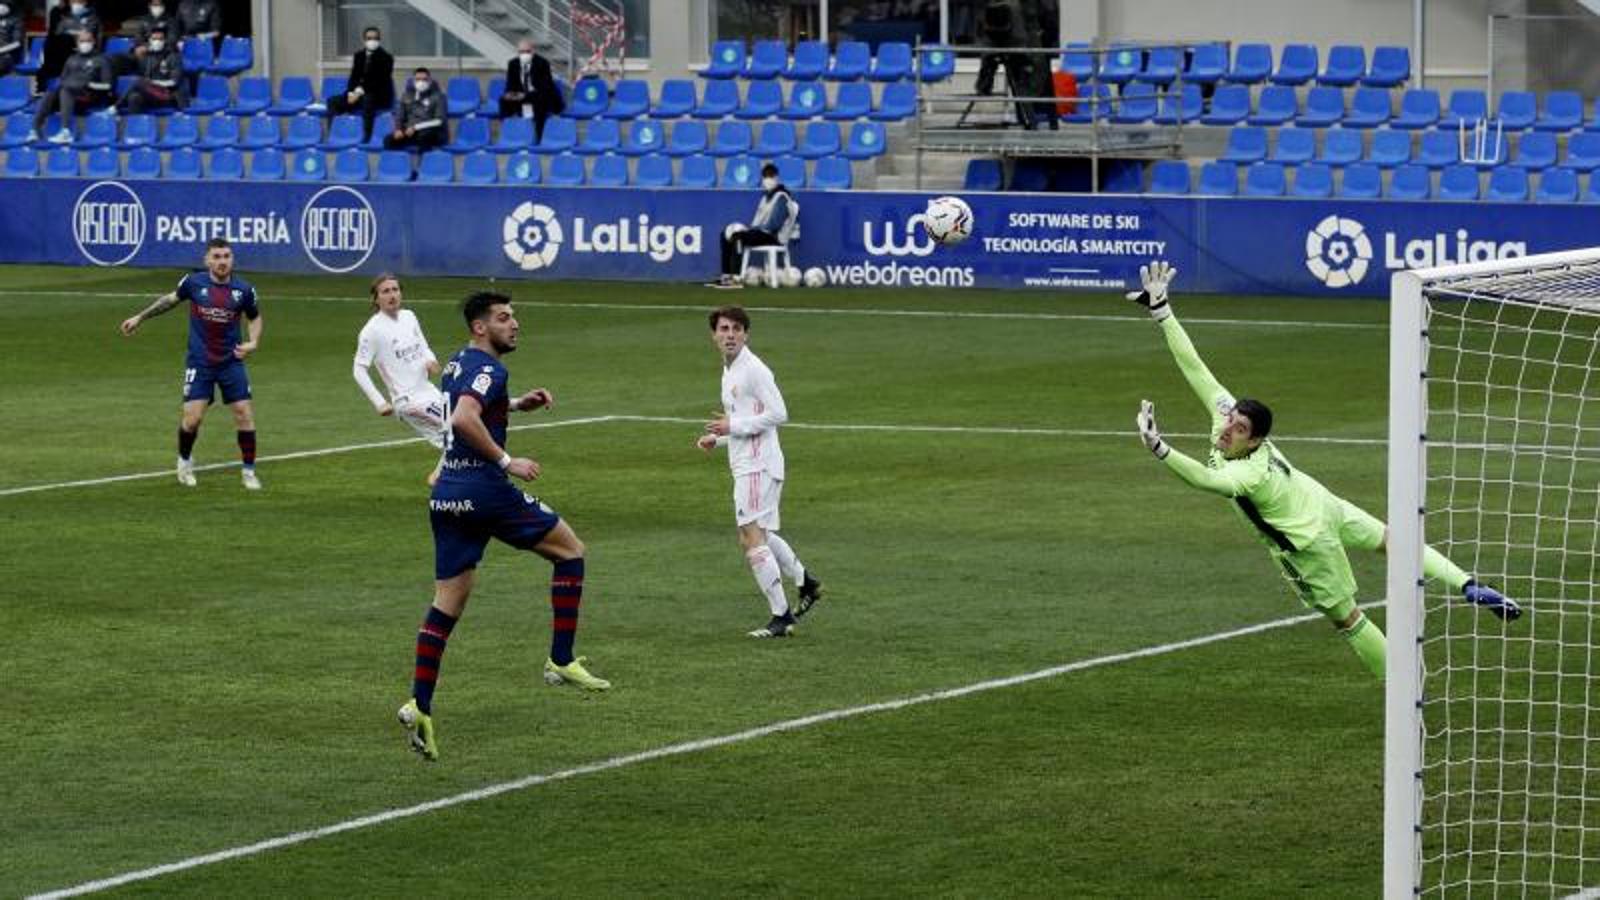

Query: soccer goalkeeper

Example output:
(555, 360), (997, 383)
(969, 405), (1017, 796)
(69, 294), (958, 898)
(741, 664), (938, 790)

(1127, 261), (1520, 680)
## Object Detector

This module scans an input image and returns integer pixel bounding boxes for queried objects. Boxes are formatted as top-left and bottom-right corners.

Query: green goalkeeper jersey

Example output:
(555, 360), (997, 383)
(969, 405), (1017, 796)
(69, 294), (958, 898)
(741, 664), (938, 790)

(1157, 315), (1334, 553)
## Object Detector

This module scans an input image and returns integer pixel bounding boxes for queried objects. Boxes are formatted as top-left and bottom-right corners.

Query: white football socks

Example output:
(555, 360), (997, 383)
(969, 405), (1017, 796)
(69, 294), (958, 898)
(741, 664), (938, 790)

(746, 545), (789, 616)
(764, 533), (806, 584)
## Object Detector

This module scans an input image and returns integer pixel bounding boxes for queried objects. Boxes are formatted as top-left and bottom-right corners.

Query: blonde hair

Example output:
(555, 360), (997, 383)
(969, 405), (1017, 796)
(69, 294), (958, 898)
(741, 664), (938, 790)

(369, 273), (400, 312)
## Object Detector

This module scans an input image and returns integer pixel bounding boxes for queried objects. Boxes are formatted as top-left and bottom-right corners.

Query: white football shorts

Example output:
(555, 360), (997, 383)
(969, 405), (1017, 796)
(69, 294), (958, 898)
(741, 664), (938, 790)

(394, 387), (447, 448)
(733, 470), (783, 530)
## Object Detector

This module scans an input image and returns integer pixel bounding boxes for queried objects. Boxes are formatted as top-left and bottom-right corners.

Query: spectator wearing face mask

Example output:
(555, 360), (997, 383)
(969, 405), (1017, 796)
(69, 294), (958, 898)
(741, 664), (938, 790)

(385, 67), (448, 155)
(327, 25), (395, 142)
(498, 37), (563, 142)
(0, 2), (23, 78)
(709, 163), (800, 290)
(32, 28), (113, 143)
(117, 24), (184, 114)
(39, 0), (102, 95)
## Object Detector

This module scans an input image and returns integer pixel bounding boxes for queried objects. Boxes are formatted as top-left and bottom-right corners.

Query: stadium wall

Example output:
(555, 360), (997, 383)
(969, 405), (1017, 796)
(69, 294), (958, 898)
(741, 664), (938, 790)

(12, 178), (1589, 297)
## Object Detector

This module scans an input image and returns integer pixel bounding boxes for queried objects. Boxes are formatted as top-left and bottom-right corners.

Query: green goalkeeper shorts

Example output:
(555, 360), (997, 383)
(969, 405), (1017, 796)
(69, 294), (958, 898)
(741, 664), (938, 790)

(1271, 494), (1374, 614)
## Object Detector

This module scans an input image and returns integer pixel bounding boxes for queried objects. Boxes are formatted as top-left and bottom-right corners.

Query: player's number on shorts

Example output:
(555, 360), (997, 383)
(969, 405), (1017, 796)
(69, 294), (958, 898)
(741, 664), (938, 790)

(184, 368), (196, 386)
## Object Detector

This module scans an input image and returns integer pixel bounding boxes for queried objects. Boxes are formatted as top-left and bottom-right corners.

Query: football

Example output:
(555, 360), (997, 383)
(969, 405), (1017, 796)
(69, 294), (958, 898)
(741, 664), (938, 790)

(803, 267), (826, 287)
(782, 267), (803, 288)
(922, 195), (973, 246)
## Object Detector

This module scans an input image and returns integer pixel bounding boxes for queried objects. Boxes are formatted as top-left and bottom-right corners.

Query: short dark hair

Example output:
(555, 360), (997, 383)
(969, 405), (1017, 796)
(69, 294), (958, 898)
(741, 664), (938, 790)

(205, 237), (230, 251)
(708, 305), (750, 331)
(760, 163), (779, 178)
(414, 66), (432, 77)
(463, 291), (511, 328)
(363, 26), (381, 38)
(1234, 398), (1273, 440)
(149, 25), (166, 37)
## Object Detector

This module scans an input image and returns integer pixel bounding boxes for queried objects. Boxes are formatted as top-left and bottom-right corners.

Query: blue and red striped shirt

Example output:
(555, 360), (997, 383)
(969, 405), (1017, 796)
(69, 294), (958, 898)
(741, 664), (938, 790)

(177, 271), (259, 367)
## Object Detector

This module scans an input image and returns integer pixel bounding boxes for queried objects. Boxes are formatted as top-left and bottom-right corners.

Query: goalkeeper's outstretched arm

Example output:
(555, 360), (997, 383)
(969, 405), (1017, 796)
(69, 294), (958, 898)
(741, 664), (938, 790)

(1136, 400), (1249, 497)
(1127, 261), (1235, 428)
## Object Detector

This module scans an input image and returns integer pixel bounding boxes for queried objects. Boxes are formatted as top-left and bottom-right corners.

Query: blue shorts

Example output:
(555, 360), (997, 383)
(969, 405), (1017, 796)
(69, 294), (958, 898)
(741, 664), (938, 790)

(184, 360), (251, 405)
(430, 480), (562, 580)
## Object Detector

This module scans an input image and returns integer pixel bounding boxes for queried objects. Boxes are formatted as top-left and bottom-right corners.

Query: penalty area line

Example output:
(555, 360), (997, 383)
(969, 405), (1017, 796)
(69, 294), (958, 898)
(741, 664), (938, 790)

(27, 606), (1340, 899)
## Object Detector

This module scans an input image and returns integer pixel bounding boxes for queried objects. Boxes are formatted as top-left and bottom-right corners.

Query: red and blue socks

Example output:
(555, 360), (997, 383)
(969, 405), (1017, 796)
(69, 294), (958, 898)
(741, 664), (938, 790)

(412, 605), (458, 715)
(550, 558), (584, 666)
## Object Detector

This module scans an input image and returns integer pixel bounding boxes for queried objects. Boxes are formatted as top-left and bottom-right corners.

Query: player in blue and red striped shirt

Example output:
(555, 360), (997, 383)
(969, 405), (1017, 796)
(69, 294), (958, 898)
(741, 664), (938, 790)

(120, 238), (265, 490)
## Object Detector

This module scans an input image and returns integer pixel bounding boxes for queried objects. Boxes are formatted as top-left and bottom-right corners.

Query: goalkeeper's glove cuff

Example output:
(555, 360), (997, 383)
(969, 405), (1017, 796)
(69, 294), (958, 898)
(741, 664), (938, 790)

(1150, 439), (1170, 459)
(1147, 298), (1171, 322)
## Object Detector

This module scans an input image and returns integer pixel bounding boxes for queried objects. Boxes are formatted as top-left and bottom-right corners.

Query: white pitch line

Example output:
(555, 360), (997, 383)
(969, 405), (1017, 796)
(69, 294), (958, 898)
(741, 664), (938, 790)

(26, 606), (1340, 900)
(1563, 888), (1600, 899)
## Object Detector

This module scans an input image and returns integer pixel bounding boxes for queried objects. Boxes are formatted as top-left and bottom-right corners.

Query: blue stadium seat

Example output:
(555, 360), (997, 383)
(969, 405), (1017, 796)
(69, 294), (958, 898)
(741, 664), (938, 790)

(1387, 164), (1431, 200)
(1059, 43), (1094, 81)
(796, 121), (840, 159)
(1338, 162), (1382, 198)
(842, 121), (886, 159)
(1535, 167), (1578, 202)
(824, 82), (872, 120)
(414, 150), (453, 183)
(1564, 132), (1600, 171)
(1312, 127), (1363, 165)
(445, 78), (482, 118)
(1485, 166), (1529, 201)
(1417, 130), (1458, 169)
(1298, 87), (1344, 127)
(534, 116), (577, 154)
(1271, 127), (1316, 165)
(1185, 44), (1227, 84)
(786, 41), (828, 80)
(502, 151), (540, 184)
(618, 119), (662, 156)
(1497, 91), (1537, 131)
(320, 115), (363, 152)
(238, 114), (279, 150)
(1392, 89), (1440, 129)
(459, 150), (498, 184)
(720, 155), (758, 188)
(1097, 45), (1140, 85)
(1319, 45), (1365, 87)
(181, 38), (214, 76)
(869, 82), (916, 121)
(1368, 129), (1412, 168)
(651, 79), (696, 118)
(1243, 162), (1286, 196)
(1200, 85), (1250, 126)
(269, 76), (314, 117)
(812, 156), (851, 189)
(576, 117), (619, 155)
(318, 75), (347, 110)
(44, 146), (78, 177)
(735, 80), (781, 119)
(1063, 82), (1112, 123)
(157, 113), (201, 150)
(0, 114), (29, 150)
(703, 40), (746, 79)
(289, 149), (326, 181)
(566, 78), (608, 118)
(1152, 83), (1203, 124)
(1102, 161), (1145, 194)
(754, 120), (796, 156)
(1513, 131), (1557, 171)
(1271, 44), (1318, 86)
(1136, 46), (1180, 85)
(1220, 126), (1267, 163)
(1249, 85), (1297, 126)
(211, 36), (252, 76)
(1112, 83), (1157, 123)
(208, 147), (245, 179)
(117, 114), (158, 150)
(1441, 89), (1488, 129)
(1009, 160), (1049, 191)
(547, 152), (585, 185)
(827, 42), (870, 81)
(447, 116), (491, 154)
(373, 150), (411, 182)
(1536, 91), (1583, 132)
(666, 119), (709, 156)
(1582, 173), (1600, 203)
(1225, 43), (1272, 84)
(1196, 161), (1238, 196)
(230, 77), (272, 117)
(114, 74), (139, 103)
(605, 80), (650, 119)
(780, 82), (826, 120)
(744, 40), (786, 80)
(917, 46), (956, 82)
(281, 114), (322, 151)
(4, 146), (38, 176)
(1290, 163), (1334, 198)
(478, 77), (505, 117)
(1344, 88), (1392, 128)
(774, 154), (805, 188)
(84, 145), (119, 177)
(1147, 159), (1190, 194)
(247, 147), (286, 180)
(0, 77), (30, 115)
(125, 146), (162, 178)
(678, 154), (716, 188)
(74, 114), (115, 150)
(167, 146), (202, 179)
(1437, 164), (1480, 200)
(870, 42), (912, 81)
(362, 112), (394, 151)
(692, 80), (739, 118)
(964, 158), (1002, 191)
(634, 153), (672, 186)
(331, 147), (369, 182)
(707, 120), (751, 157)
(13, 37), (43, 76)
(1364, 46), (1410, 87)
(190, 76), (231, 116)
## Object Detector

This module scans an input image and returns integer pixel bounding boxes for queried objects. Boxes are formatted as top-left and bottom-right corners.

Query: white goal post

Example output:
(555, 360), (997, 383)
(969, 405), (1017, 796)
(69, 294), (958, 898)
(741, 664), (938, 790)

(1386, 248), (1600, 898)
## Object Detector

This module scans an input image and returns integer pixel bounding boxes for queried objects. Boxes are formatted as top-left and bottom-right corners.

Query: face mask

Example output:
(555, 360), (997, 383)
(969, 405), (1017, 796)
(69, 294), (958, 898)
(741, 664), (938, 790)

(760, 177), (777, 191)
(518, 52), (533, 65)
(413, 79), (430, 94)
(148, 38), (164, 51)
(71, 3), (87, 15)
(77, 42), (94, 54)
(0, 5), (11, 16)
(150, 5), (163, 15)
(364, 39), (380, 52)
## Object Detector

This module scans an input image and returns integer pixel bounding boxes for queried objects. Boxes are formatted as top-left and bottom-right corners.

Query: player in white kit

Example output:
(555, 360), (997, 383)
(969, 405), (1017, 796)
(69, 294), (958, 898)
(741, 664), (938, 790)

(352, 274), (447, 483)
(697, 304), (824, 637)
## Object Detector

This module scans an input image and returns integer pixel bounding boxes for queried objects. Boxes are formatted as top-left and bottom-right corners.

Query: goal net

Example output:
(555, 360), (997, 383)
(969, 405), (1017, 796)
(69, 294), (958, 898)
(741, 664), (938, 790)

(1386, 249), (1600, 898)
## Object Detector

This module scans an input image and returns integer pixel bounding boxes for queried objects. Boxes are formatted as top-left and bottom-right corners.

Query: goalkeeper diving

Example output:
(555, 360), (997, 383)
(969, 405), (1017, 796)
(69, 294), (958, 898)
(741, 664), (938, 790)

(1127, 261), (1520, 680)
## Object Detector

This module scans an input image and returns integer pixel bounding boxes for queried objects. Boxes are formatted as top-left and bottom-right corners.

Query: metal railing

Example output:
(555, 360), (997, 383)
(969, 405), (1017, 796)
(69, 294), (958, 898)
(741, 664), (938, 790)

(451, 0), (627, 79)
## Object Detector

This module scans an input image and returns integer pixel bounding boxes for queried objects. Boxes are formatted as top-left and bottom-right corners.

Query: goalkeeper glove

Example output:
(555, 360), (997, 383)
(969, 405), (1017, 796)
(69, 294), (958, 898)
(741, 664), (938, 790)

(1136, 400), (1169, 459)
(1126, 260), (1176, 321)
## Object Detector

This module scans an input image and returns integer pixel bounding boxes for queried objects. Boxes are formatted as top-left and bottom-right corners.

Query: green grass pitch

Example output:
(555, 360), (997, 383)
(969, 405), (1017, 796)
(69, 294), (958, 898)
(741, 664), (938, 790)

(1, 264), (1396, 897)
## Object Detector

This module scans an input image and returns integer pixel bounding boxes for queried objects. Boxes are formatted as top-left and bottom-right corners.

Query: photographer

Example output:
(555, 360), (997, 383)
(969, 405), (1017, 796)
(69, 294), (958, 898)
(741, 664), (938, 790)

(974, 0), (1054, 129)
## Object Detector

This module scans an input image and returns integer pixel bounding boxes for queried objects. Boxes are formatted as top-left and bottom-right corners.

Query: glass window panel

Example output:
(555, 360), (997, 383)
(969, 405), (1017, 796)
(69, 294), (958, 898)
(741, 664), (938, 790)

(948, 0), (1057, 47)
(712, 0), (820, 44)
(827, 0), (938, 46)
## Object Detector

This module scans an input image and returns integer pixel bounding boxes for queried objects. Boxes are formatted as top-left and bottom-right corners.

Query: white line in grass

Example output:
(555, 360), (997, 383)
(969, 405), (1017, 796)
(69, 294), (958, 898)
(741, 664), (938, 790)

(27, 607), (1340, 899)
(0, 416), (1385, 498)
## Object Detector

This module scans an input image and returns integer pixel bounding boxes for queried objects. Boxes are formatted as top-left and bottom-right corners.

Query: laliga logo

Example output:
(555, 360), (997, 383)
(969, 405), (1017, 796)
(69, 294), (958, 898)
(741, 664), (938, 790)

(863, 214), (935, 257)
(504, 202), (563, 271)
(301, 186), (376, 273)
(1305, 214), (1372, 288)
(73, 181), (146, 266)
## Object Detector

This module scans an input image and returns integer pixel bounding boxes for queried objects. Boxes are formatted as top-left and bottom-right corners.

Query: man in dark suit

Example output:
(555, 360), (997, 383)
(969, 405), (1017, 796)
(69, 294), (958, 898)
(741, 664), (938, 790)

(327, 25), (395, 142)
(498, 37), (563, 142)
